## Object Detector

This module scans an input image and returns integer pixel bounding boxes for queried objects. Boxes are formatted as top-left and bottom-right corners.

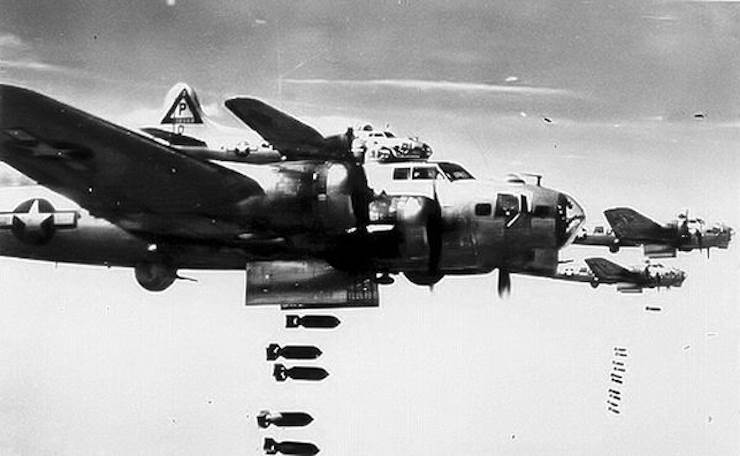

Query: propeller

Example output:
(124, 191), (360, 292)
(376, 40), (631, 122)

(427, 176), (443, 277)
(678, 209), (691, 241)
(400, 184), (444, 289)
(498, 268), (511, 297)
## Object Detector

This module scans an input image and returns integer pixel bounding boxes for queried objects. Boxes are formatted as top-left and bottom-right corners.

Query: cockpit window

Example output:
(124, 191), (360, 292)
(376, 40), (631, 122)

(412, 167), (437, 180)
(495, 193), (519, 217)
(437, 162), (474, 181)
(384, 131), (396, 138)
(393, 168), (410, 180)
(475, 203), (492, 216)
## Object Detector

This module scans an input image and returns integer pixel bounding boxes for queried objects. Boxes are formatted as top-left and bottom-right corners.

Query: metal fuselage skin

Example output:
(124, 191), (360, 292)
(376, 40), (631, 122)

(0, 159), (585, 278)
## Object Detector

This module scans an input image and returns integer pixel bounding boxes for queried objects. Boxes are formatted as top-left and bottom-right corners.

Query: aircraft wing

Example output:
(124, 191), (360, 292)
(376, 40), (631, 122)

(224, 97), (351, 160)
(0, 85), (264, 240)
(585, 257), (632, 282)
(604, 207), (665, 241)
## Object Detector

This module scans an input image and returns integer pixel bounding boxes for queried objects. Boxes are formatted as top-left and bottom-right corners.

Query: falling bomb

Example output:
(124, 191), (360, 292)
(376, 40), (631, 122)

(266, 344), (323, 361)
(257, 410), (314, 428)
(273, 363), (329, 382)
(285, 314), (340, 329)
(264, 437), (320, 455)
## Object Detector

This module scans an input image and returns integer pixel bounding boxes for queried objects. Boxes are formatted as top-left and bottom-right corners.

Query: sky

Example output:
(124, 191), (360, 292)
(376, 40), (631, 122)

(0, 1), (738, 455)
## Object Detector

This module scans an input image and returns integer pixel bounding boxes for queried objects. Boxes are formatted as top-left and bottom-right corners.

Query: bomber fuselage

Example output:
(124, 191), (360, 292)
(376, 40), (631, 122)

(0, 159), (585, 283)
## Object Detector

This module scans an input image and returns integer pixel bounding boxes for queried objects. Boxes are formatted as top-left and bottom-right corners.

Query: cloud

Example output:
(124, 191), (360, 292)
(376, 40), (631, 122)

(0, 33), (26, 51)
(0, 32), (68, 74)
(283, 78), (579, 98)
(642, 15), (678, 21)
(0, 33), (170, 92)
(0, 59), (67, 73)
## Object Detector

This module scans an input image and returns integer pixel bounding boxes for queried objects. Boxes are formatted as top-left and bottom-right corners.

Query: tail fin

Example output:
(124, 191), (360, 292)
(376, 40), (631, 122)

(285, 315), (300, 328)
(263, 438), (278, 454)
(585, 257), (631, 281)
(266, 343), (281, 361)
(160, 82), (205, 125)
(604, 207), (664, 240)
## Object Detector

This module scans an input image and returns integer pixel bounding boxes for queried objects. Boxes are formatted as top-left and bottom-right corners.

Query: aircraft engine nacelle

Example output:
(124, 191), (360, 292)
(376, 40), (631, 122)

(0, 198), (78, 245)
(370, 195), (441, 272)
(249, 161), (366, 236)
(245, 260), (378, 309)
(397, 197), (439, 268)
(643, 244), (677, 258)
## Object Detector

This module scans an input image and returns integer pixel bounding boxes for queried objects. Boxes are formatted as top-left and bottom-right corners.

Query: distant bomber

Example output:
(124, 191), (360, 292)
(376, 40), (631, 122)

(575, 208), (733, 258)
(537, 257), (686, 293)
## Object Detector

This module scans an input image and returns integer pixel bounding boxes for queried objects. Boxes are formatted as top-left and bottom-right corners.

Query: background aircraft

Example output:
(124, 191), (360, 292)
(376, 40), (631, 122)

(574, 207), (733, 258)
(531, 257), (687, 293)
(139, 83), (283, 164)
(0, 84), (586, 304)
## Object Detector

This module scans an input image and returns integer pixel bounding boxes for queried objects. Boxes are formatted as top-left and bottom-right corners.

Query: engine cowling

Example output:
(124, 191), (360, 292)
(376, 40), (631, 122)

(373, 195), (442, 269)
(242, 161), (366, 237)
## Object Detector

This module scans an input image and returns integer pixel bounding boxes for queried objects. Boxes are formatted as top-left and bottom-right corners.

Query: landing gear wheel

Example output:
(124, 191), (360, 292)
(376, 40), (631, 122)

(404, 271), (444, 287)
(134, 262), (177, 291)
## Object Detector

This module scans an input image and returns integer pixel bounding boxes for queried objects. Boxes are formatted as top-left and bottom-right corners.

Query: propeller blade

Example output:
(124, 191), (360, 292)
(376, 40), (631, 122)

(427, 181), (443, 275)
(498, 269), (511, 297)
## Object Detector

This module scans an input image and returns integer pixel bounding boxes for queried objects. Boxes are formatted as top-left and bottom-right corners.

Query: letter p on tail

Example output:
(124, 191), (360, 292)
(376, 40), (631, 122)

(160, 82), (204, 125)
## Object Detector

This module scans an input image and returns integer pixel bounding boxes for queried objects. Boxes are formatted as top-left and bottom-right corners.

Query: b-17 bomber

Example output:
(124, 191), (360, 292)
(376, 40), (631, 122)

(575, 208), (733, 258)
(538, 258), (687, 293)
(0, 83), (589, 304)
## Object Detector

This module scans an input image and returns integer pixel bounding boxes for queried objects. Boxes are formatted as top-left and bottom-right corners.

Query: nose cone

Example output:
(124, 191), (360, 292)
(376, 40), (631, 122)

(558, 193), (586, 247)
(724, 225), (734, 247)
(661, 267), (687, 287)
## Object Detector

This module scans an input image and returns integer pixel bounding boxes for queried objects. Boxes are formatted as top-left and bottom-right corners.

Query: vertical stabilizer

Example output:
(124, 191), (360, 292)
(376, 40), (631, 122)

(160, 82), (204, 125)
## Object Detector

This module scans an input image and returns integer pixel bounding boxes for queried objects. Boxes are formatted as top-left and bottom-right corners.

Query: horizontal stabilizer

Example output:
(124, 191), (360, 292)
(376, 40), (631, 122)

(141, 127), (207, 147)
